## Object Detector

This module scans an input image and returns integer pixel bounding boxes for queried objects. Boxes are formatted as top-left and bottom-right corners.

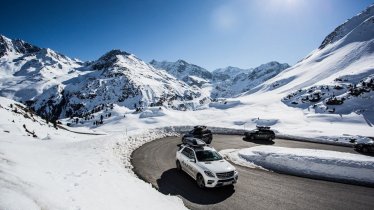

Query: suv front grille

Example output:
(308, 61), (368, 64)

(216, 171), (234, 179)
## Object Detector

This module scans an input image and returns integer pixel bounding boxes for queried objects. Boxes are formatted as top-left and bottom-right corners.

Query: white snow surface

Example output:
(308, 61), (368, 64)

(0, 97), (186, 210)
(222, 146), (374, 184)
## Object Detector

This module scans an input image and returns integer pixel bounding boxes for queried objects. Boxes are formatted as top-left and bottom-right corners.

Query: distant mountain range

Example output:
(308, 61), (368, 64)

(150, 59), (290, 98)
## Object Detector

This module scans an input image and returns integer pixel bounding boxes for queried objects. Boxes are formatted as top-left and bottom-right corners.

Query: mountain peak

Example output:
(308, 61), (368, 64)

(0, 35), (14, 56)
(91, 49), (133, 70)
(176, 59), (188, 65)
(0, 34), (10, 42)
(100, 49), (131, 60)
(0, 35), (40, 57)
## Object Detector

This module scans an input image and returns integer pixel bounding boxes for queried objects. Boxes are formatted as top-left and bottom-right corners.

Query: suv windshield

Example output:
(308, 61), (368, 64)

(195, 150), (223, 162)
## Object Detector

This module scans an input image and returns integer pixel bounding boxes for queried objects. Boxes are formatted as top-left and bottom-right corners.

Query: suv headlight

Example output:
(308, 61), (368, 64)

(204, 170), (215, 177)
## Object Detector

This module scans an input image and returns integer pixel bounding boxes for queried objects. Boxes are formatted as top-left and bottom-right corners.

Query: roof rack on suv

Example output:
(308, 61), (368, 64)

(194, 125), (207, 130)
(256, 126), (271, 130)
(182, 137), (206, 148)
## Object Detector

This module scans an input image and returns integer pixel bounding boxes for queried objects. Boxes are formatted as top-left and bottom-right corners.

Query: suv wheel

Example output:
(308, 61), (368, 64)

(362, 146), (369, 153)
(176, 160), (182, 171)
(196, 174), (205, 188)
(250, 135), (255, 140)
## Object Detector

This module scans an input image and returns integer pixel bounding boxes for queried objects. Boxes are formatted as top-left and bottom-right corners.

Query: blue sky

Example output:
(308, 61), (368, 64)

(1, 0), (373, 70)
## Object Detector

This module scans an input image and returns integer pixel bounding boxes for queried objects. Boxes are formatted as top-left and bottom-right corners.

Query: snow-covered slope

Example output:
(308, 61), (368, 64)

(212, 61), (290, 98)
(0, 96), (186, 210)
(319, 5), (374, 50)
(150, 59), (212, 87)
(252, 4), (374, 118)
(31, 50), (209, 119)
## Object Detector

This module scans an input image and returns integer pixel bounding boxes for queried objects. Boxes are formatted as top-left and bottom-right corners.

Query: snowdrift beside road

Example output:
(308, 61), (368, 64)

(222, 146), (374, 185)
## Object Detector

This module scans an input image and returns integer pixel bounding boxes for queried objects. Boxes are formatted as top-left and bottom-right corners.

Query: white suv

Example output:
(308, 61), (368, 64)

(176, 138), (238, 188)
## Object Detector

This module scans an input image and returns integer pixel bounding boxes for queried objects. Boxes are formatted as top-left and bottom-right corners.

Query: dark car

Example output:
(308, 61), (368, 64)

(244, 126), (275, 141)
(181, 137), (207, 147)
(354, 141), (374, 154)
(182, 126), (213, 144)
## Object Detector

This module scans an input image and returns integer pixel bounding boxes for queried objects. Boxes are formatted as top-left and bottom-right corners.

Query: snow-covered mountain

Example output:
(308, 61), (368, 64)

(212, 61), (290, 98)
(150, 59), (212, 87)
(0, 35), (83, 102)
(31, 50), (209, 118)
(0, 36), (210, 119)
(212, 66), (250, 82)
(254, 4), (374, 117)
(151, 59), (290, 98)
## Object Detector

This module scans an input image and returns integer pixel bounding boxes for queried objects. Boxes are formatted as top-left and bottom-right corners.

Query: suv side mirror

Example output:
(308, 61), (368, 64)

(190, 158), (196, 163)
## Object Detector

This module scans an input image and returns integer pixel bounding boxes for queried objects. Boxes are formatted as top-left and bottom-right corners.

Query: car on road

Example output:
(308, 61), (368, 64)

(354, 141), (374, 154)
(176, 139), (238, 188)
(182, 126), (213, 144)
(244, 126), (275, 141)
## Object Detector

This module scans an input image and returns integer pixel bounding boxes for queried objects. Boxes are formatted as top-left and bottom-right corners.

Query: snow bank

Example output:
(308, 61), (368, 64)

(114, 127), (180, 170)
(276, 133), (373, 146)
(222, 146), (374, 185)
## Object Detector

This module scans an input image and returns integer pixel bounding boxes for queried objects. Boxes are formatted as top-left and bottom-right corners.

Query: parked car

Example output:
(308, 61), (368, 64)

(354, 141), (374, 154)
(244, 126), (275, 141)
(182, 126), (213, 144)
(176, 139), (238, 188)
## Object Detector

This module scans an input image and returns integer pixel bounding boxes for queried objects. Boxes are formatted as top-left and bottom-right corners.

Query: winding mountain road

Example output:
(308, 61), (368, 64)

(132, 135), (374, 210)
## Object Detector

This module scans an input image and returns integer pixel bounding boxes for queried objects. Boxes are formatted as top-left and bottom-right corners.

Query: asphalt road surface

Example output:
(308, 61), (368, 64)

(131, 135), (374, 210)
